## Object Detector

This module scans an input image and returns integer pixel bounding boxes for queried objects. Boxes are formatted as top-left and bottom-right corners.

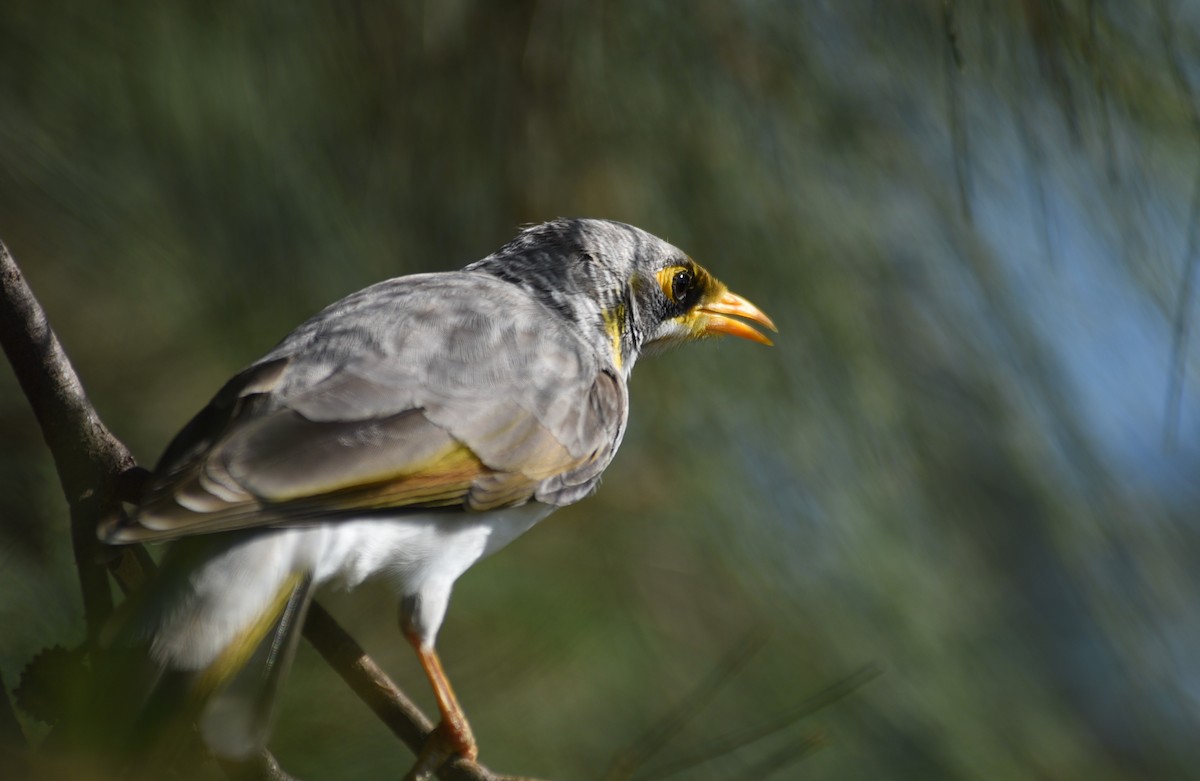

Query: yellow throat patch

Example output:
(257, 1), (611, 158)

(601, 304), (626, 371)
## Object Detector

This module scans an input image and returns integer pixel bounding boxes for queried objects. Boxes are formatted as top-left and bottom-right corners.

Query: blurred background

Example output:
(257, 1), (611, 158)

(3, 1), (1200, 779)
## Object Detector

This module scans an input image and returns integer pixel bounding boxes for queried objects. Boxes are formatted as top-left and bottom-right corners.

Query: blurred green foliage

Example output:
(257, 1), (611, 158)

(4, 1), (1200, 779)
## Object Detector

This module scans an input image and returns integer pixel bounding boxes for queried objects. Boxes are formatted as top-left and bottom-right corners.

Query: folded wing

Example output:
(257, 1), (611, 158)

(105, 273), (626, 543)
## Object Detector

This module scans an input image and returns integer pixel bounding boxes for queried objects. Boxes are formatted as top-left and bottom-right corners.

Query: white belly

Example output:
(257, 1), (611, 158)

(143, 503), (555, 669)
(314, 503), (555, 592)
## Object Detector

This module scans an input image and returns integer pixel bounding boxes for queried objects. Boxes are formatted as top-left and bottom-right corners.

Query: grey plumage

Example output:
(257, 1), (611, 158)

(115, 271), (626, 540)
(95, 218), (774, 770)
(110, 220), (686, 542)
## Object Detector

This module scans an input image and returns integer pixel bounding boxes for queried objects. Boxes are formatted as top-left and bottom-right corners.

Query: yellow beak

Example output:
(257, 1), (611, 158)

(697, 289), (777, 346)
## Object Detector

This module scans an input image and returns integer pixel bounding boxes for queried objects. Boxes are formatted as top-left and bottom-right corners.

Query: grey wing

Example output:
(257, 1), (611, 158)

(104, 273), (627, 543)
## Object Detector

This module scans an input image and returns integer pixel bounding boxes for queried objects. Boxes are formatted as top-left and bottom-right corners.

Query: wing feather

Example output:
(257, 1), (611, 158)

(105, 273), (627, 543)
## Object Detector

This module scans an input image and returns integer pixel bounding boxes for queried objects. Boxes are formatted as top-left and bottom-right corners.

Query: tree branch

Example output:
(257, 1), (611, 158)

(303, 603), (543, 781)
(0, 239), (135, 640)
(302, 602), (433, 754)
(0, 238), (537, 781)
(219, 752), (304, 781)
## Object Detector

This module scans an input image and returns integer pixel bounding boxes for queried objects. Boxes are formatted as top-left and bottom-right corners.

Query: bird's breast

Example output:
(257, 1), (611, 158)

(137, 504), (555, 672)
(312, 502), (556, 595)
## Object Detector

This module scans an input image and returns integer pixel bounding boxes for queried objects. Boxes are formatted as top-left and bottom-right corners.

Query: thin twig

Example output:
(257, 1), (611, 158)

(1154, 0), (1200, 135)
(601, 627), (770, 781)
(1154, 0), (1200, 448)
(1020, 0), (1080, 142)
(1011, 84), (1056, 267)
(1082, 0), (1119, 185)
(738, 731), (826, 780)
(1166, 164), (1200, 450)
(941, 0), (973, 224)
(218, 751), (304, 781)
(633, 664), (879, 781)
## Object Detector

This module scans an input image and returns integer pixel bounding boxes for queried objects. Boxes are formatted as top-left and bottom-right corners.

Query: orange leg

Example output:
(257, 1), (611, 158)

(415, 644), (478, 761)
(401, 631), (478, 781)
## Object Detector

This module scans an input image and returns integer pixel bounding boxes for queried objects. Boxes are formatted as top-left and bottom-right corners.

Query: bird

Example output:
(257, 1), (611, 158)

(97, 218), (775, 777)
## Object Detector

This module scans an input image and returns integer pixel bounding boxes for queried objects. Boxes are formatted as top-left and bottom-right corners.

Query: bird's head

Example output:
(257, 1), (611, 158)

(470, 219), (776, 373)
(633, 256), (776, 354)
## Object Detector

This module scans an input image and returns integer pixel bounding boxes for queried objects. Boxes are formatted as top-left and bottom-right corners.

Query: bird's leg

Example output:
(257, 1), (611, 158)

(401, 630), (478, 780)
(416, 643), (477, 759)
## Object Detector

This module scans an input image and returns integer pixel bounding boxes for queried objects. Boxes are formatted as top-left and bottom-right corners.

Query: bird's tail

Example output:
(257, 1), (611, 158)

(68, 567), (316, 777)
(197, 570), (314, 758)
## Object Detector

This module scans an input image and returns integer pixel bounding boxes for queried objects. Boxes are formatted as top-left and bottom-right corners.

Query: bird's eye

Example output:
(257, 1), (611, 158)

(671, 269), (693, 303)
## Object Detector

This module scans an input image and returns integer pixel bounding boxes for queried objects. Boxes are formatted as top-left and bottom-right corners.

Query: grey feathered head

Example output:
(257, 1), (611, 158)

(467, 219), (775, 374)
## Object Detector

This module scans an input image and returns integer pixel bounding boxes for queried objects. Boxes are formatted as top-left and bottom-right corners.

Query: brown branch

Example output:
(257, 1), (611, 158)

(0, 238), (534, 781)
(0, 239), (135, 641)
(303, 603), (543, 781)
(302, 602), (433, 753)
(218, 752), (303, 781)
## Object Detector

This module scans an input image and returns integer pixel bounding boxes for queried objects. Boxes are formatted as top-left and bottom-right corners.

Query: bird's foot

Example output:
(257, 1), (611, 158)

(403, 719), (479, 781)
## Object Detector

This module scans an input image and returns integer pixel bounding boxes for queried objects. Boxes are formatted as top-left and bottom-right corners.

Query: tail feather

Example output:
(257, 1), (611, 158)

(72, 568), (315, 775)
(199, 573), (314, 759)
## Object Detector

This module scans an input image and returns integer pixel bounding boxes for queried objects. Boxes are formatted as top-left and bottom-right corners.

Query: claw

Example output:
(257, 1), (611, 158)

(404, 721), (479, 781)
